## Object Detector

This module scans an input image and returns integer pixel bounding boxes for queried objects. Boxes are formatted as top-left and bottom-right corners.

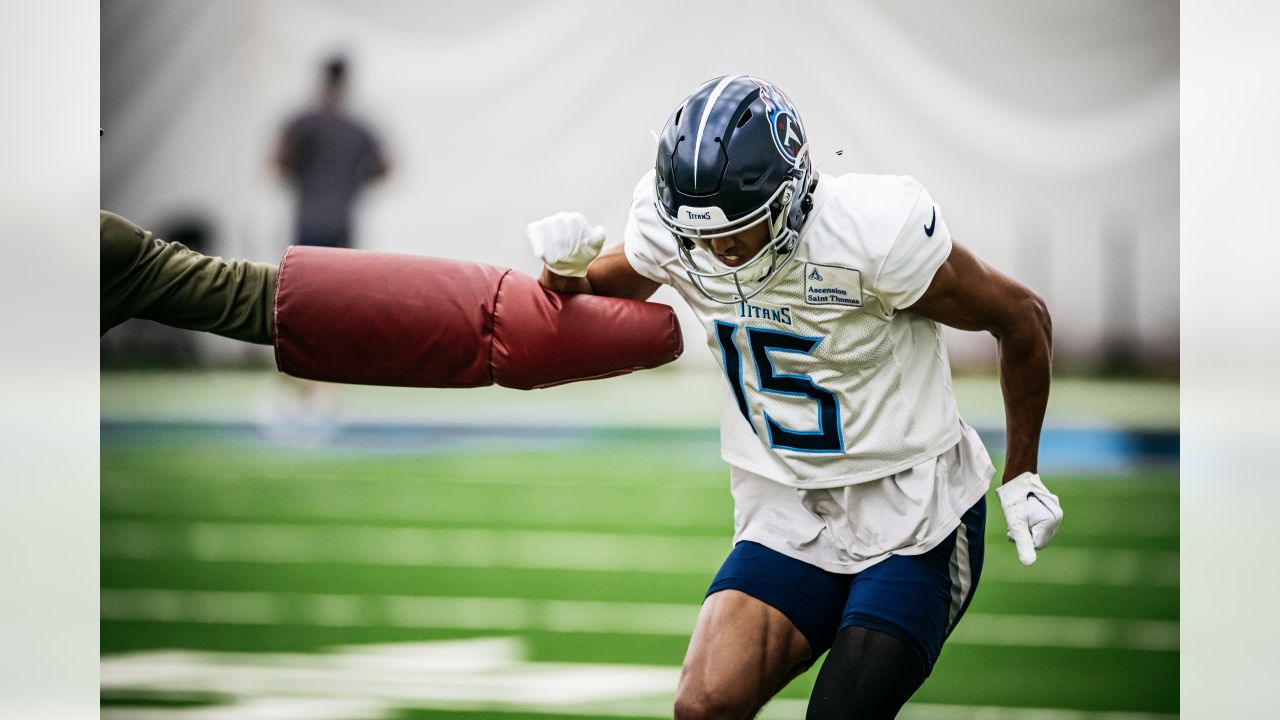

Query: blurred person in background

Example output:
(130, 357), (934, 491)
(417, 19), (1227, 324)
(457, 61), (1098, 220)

(529, 75), (1062, 720)
(270, 53), (391, 440)
(274, 53), (390, 248)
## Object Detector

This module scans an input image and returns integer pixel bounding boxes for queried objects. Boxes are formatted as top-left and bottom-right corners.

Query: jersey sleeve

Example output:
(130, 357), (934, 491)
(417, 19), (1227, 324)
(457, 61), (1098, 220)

(100, 211), (278, 343)
(622, 170), (674, 285)
(872, 179), (953, 314)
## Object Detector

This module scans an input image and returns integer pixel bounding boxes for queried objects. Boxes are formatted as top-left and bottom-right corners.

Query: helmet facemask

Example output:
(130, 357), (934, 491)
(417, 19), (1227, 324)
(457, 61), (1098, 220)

(658, 144), (811, 304)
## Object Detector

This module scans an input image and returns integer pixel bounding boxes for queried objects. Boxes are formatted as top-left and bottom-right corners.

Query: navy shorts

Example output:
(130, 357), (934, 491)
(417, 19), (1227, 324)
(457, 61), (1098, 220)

(705, 495), (986, 676)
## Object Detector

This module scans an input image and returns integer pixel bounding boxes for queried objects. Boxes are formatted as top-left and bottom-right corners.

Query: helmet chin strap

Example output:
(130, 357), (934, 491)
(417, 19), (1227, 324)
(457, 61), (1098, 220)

(734, 253), (773, 283)
(714, 168), (803, 291)
(725, 254), (769, 301)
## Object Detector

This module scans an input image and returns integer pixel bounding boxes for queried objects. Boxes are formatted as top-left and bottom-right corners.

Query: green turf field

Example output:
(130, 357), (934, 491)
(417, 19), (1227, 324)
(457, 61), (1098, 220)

(101, 427), (1177, 719)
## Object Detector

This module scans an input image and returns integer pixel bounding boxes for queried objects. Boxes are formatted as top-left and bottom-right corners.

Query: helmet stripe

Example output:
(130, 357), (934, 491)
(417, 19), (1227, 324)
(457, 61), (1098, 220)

(692, 75), (742, 187)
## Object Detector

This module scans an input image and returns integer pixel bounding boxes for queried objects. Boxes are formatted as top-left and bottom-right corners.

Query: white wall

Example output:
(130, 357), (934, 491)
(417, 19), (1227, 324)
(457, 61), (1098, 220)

(101, 0), (1178, 370)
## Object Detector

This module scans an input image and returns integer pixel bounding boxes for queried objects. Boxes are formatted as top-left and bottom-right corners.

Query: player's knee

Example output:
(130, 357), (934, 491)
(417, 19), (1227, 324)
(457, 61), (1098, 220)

(673, 685), (753, 720)
(806, 627), (925, 720)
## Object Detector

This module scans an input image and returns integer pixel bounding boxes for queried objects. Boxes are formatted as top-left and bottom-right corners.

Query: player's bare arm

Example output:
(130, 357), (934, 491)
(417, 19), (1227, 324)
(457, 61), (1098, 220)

(906, 239), (1062, 565)
(905, 240), (1052, 482)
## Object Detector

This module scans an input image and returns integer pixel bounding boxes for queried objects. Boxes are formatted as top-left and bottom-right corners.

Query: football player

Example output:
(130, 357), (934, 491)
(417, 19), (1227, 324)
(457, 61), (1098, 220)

(528, 76), (1063, 719)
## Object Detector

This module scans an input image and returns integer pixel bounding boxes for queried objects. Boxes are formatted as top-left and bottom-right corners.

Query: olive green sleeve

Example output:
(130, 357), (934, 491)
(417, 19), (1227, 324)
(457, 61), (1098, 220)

(100, 210), (278, 344)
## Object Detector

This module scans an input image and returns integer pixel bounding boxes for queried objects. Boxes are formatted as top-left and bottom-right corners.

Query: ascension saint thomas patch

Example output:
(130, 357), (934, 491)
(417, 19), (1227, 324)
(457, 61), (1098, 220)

(804, 263), (863, 308)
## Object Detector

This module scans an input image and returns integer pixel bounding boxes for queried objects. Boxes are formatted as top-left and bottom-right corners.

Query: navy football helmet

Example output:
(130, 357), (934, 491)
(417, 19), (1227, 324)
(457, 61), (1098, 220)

(654, 75), (815, 303)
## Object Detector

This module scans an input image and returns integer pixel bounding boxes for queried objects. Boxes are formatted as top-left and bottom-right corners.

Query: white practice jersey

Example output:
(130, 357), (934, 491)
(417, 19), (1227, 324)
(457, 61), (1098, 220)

(730, 420), (993, 573)
(625, 170), (962, 489)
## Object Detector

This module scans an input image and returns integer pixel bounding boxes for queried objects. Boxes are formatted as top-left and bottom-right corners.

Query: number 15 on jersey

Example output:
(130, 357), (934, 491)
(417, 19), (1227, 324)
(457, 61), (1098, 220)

(713, 321), (844, 454)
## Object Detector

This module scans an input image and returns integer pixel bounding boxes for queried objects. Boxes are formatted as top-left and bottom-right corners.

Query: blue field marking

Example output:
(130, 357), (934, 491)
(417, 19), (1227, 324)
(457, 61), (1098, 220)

(102, 421), (1177, 472)
(99, 421), (721, 460)
(974, 427), (1179, 473)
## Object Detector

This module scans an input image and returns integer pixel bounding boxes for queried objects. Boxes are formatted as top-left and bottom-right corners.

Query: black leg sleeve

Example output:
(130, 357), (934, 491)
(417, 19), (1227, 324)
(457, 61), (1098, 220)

(805, 626), (926, 720)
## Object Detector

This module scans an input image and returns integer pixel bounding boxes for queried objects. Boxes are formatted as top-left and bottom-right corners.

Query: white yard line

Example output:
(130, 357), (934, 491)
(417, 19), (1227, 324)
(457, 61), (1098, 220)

(100, 588), (1177, 651)
(101, 520), (1179, 587)
(765, 699), (1178, 720)
(950, 613), (1179, 652)
(100, 638), (1177, 720)
(102, 521), (729, 573)
(100, 474), (1179, 542)
(100, 702), (1180, 720)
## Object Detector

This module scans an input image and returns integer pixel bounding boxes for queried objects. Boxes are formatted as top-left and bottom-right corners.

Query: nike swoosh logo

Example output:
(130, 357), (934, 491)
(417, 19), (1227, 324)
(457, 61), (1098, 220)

(924, 207), (936, 237)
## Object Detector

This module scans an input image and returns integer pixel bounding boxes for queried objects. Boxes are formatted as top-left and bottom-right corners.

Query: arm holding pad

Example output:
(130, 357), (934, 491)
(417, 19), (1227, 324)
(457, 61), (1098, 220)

(101, 210), (277, 342)
(273, 246), (682, 389)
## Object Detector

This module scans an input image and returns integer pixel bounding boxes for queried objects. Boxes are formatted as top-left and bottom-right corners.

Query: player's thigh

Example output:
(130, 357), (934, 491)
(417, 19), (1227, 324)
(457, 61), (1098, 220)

(676, 540), (850, 720)
(839, 496), (988, 678)
(676, 589), (811, 720)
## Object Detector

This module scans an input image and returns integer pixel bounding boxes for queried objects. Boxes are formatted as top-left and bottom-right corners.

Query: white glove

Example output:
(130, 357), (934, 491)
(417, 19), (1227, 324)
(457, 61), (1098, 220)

(996, 472), (1063, 566)
(526, 211), (607, 278)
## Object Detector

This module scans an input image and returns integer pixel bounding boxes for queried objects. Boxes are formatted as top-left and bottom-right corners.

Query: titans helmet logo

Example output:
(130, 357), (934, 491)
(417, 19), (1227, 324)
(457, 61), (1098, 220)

(750, 78), (806, 164)
(771, 111), (805, 164)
